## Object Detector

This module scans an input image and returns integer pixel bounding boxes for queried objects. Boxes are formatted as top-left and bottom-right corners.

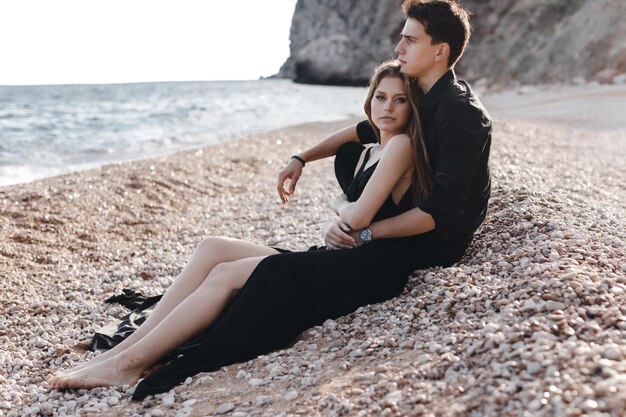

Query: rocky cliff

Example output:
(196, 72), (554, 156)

(278, 0), (405, 86)
(277, 0), (626, 86)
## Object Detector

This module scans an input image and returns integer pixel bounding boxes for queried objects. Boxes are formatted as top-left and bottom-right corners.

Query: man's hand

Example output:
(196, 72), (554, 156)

(277, 159), (304, 203)
(322, 221), (357, 249)
(349, 228), (365, 248)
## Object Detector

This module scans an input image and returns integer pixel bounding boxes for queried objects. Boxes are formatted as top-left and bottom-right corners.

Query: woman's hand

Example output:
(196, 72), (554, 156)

(332, 194), (350, 215)
(277, 159), (304, 203)
(322, 221), (357, 249)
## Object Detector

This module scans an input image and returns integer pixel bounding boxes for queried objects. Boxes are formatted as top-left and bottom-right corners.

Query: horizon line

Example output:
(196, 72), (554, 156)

(0, 75), (286, 88)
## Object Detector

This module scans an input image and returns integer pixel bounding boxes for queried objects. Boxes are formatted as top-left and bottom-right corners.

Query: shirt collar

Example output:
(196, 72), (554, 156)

(419, 69), (456, 113)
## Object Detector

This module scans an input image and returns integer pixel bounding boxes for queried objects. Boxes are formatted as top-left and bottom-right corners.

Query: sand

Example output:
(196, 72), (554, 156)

(0, 83), (625, 417)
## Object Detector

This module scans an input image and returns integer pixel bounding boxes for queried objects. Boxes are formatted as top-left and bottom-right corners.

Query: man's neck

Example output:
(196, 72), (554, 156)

(418, 66), (450, 94)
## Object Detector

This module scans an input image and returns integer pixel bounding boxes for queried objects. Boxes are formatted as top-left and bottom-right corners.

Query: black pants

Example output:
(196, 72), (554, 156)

(132, 143), (469, 400)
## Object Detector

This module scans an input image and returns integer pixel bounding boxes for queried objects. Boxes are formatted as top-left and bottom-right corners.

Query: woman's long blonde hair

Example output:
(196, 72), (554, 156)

(363, 60), (432, 205)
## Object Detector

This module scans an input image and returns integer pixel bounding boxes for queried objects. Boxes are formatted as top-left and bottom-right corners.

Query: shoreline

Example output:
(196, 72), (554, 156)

(0, 118), (358, 190)
(0, 78), (369, 189)
(3, 82), (625, 191)
(1, 86), (625, 416)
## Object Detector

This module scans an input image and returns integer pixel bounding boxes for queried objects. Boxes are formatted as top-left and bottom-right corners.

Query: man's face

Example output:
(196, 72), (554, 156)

(394, 18), (442, 78)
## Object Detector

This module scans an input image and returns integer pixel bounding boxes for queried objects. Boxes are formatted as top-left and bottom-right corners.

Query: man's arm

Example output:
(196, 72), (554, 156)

(339, 208), (435, 248)
(360, 100), (490, 243)
(368, 207), (436, 239)
(276, 124), (360, 203)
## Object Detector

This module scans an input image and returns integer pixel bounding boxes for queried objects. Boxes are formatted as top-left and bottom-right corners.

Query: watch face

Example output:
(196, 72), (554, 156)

(359, 228), (372, 242)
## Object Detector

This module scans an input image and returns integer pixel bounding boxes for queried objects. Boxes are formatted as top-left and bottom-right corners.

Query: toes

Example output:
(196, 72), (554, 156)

(53, 372), (77, 390)
(52, 369), (67, 378)
(56, 377), (68, 390)
(49, 374), (65, 389)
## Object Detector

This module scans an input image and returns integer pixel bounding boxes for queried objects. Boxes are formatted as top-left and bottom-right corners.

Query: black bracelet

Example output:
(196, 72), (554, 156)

(291, 155), (306, 167)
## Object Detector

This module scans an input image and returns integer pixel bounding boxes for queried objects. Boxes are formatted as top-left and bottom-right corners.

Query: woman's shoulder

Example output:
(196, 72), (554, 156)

(376, 134), (413, 175)
(382, 134), (412, 156)
(388, 133), (411, 144)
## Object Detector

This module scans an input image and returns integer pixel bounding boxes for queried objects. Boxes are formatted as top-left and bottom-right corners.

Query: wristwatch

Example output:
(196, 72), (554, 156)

(359, 228), (372, 244)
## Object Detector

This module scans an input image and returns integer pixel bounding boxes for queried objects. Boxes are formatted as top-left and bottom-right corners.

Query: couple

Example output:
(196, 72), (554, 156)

(49, 0), (492, 400)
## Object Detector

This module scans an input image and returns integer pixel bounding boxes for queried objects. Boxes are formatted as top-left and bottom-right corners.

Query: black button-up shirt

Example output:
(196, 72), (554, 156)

(356, 70), (492, 242)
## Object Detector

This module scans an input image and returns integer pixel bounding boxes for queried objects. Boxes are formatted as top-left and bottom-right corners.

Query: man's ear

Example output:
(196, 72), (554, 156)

(434, 43), (449, 63)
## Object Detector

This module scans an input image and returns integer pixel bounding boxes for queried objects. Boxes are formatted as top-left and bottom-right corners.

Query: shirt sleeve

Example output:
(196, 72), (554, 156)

(356, 120), (378, 144)
(418, 101), (491, 233)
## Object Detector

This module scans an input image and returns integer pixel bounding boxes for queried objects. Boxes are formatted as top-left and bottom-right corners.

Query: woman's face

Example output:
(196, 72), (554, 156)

(370, 76), (410, 137)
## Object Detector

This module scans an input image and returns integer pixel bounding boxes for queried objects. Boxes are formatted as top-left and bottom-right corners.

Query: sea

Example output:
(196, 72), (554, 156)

(0, 79), (368, 187)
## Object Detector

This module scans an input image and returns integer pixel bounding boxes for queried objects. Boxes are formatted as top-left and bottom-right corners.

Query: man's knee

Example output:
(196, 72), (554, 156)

(335, 142), (364, 192)
(336, 141), (363, 163)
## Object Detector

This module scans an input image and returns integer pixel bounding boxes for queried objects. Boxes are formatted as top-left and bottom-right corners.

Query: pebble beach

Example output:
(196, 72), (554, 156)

(1, 83), (625, 416)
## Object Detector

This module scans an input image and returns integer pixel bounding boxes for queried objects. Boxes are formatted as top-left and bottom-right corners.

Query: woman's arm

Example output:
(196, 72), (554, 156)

(338, 135), (413, 230)
(277, 124), (360, 203)
(298, 124), (360, 164)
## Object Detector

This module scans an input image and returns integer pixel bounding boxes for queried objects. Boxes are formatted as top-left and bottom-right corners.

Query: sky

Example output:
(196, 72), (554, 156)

(0, 0), (297, 85)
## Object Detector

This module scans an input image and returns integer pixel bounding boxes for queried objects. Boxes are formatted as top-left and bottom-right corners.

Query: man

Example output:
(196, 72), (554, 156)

(278, 0), (492, 267)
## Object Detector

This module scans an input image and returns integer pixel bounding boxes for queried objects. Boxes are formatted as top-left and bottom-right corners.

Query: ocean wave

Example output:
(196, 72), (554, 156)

(0, 79), (367, 187)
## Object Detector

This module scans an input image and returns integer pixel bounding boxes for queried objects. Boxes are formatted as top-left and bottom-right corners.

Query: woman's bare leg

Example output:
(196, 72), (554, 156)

(51, 255), (269, 389)
(54, 237), (277, 375)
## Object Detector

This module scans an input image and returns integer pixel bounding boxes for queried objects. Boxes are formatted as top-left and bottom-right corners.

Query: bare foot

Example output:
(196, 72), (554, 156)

(49, 356), (142, 390)
(52, 350), (112, 377)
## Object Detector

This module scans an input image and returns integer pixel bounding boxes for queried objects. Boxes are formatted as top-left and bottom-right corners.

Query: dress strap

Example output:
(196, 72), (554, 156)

(356, 147), (374, 177)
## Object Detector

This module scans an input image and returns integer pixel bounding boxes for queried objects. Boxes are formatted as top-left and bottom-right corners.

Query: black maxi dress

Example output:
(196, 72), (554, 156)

(123, 142), (466, 400)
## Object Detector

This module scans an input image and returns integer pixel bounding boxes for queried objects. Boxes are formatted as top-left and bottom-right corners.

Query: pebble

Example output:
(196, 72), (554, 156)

(269, 366), (285, 378)
(349, 349), (364, 357)
(3, 117), (626, 417)
(248, 378), (265, 386)
(545, 301), (566, 311)
(375, 364), (388, 373)
(300, 376), (316, 387)
(265, 362), (280, 370)
(383, 390), (403, 406)
(175, 406), (192, 417)
(526, 361), (542, 375)
(216, 402), (235, 414)
(582, 399), (598, 410)
(162, 394), (175, 406)
(602, 344), (623, 360)
(255, 395), (273, 406)
(401, 339), (415, 348)
(39, 402), (54, 414)
(415, 353), (431, 364)
(182, 399), (196, 407)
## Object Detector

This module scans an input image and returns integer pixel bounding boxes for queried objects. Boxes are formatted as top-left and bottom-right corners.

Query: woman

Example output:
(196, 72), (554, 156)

(49, 60), (432, 398)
